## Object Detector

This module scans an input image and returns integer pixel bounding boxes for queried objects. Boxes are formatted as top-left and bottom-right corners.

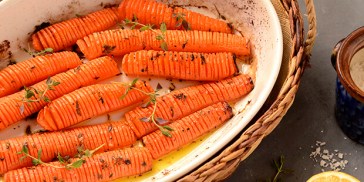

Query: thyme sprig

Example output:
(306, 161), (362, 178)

(267, 155), (293, 182)
(120, 79), (173, 137)
(121, 16), (168, 51)
(173, 12), (191, 30)
(17, 143), (105, 169)
(19, 77), (60, 114)
(23, 47), (53, 57)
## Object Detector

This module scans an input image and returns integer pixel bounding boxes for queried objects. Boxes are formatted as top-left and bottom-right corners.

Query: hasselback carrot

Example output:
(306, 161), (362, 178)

(32, 8), (119, 52)
(125, 74), (254, 138)
(143, 102), (233, 159)
(4, 147), (152, 182)
(118, 0), (232, 33)
(37, 81), (153, 131)
(0, 122), (136, 174)
(0, 52), (81, 98)
(0, 56), (119, 130)
(122, 50), (238, 81)
(76, 29), (250, 60)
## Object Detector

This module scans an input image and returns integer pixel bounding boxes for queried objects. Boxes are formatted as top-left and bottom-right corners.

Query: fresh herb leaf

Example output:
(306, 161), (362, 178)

(160, 41), (168, 51)
(163, 125), (174, 131)
(156, 117), (168, 125)
(160, 22), (167, 33)
(173, 13), (191, 30)
(139, 117), (150, 122)
(161, 130), (172, 137)
(70, 159), (84, 168)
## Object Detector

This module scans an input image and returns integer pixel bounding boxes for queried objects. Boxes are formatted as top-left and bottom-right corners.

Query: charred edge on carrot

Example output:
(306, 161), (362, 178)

(232, 53), (240, 76)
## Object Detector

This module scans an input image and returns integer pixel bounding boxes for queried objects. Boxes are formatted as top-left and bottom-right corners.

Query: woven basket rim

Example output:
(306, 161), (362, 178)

(178, 0), (317, 181)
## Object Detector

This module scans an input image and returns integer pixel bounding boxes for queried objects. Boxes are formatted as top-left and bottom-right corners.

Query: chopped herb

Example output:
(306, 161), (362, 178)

(201, 54), (206, 65)
(173, 13), (191, 30)
(102, 45), (116, 54)
(108, 125), (113, 132)
(23, 47), (53, 57)
(124, 159), (131, 165)
(173, 93), (187, 100)
(75, 101), (81, 116)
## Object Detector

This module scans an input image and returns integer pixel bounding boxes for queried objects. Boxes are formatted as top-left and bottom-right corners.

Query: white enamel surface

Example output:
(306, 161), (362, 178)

(0, 0), (282, 181)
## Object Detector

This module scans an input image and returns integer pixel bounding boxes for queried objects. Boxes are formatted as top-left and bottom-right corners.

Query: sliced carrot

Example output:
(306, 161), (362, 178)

(0, 56), (119, 130)
(3, 147), (152, 182)
(0, 52), (81, 98)
(76, 29), (250, 60)
(0, 122), (136, 175)
(125, 74), (254, 138)
(143, 102), (233, 159)
(37, 80), (153, 131)
(118, 0), (232, 33)
(122, 50), (238, 81)
(32, 8), (119, 52)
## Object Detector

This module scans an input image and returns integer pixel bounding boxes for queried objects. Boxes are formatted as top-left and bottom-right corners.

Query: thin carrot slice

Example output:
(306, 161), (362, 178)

(118, 0), (232, 33)
(76, 29), (250, 60)
(143, 102), (233, 159)
(3, 147), (152, 182)
(37, 80), (153, 131)
(125, 74), (254, 138)
(0, 56), (119, 130)
(32, 8), (119, 52)
(122, 50), (238, 81)
(0, 52), (81, 98)
(0, 122), (136, 175)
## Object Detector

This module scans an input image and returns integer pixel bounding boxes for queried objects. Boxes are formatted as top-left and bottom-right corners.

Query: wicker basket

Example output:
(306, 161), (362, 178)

(178, 0), (317, 181)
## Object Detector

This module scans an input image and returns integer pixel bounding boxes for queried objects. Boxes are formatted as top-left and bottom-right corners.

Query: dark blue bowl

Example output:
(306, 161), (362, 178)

(335, 77), (364, 144)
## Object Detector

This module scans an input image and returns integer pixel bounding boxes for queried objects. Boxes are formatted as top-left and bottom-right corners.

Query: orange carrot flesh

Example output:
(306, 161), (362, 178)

(118, 0), (232, 33)
(0, 52), (81, 98)
(32, 8), (119, 52)
(125, 74), (254, 138)
(37, 80), (153, 131)
(76, 29), (250, 60)
(3, 147), (152, 182)
(0, 56), (119, 130)
(143, 102), (233, 159)
(0, 122), (136, 175)
(122, 50), (238, 81)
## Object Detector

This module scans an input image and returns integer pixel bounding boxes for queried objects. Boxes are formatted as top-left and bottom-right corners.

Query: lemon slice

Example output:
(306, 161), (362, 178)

(307, 171), (360, 182)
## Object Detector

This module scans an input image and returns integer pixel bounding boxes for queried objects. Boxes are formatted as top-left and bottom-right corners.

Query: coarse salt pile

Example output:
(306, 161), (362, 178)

(309, 141), (348, 172)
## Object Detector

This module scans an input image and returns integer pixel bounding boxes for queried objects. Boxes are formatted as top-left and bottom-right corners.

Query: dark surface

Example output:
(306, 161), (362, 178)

(228, 1), (364, 181)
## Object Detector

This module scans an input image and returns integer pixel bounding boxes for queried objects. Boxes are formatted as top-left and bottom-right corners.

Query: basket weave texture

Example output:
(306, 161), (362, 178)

(178, 0), (317, 181)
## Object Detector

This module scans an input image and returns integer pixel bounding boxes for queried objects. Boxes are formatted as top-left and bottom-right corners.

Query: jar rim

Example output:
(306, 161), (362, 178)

(336, 26), (364, 103)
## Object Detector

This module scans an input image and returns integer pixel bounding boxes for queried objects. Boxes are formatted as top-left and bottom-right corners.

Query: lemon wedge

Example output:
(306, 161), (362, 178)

(307, 171), (360, 182)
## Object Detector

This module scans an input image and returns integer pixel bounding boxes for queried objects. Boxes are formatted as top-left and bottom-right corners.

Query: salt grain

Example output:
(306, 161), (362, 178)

(309, 141), (353, 172)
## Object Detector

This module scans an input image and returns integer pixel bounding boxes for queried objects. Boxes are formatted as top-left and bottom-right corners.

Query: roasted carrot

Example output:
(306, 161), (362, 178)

(125, 74), (253, 138)
(0, 52), (81, 98)
(122, 50), (238, 81)
(143, 102), (232, 159)
(0, 56), (119, 130)
(37, 81), (153, 131)
(0, 122), (136, 174)
(118, 0), (232, 33)
(4, 147), (152, 182)
(32, 8), (119, 52)
(76, 29), (250, 60)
